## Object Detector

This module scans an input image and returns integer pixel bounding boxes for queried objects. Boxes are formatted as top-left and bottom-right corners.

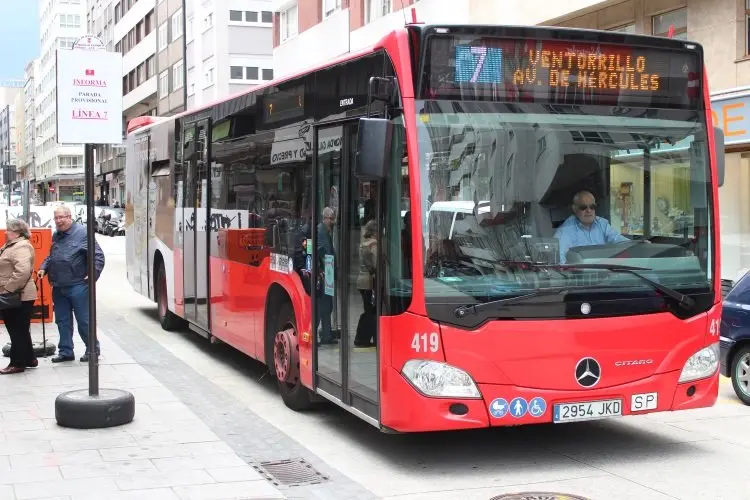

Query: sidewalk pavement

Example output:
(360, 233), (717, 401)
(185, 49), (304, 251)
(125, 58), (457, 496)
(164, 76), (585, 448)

(0, 321), (286, 500)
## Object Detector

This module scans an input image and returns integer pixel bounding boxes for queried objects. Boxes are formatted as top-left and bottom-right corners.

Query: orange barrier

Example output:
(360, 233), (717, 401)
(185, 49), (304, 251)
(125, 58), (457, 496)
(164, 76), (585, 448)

(0, 228), (53, 323)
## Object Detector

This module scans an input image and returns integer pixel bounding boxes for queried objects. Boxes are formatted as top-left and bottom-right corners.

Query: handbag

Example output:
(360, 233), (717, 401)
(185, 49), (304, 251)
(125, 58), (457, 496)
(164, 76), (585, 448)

(0, 290), (21, 311)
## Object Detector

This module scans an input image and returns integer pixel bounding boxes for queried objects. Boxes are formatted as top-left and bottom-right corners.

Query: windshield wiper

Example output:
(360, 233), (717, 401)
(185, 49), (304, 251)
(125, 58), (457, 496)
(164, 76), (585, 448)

(535, 263), (695, 310)
(453, 262), (695, 319)
(454, 287), (569, 318)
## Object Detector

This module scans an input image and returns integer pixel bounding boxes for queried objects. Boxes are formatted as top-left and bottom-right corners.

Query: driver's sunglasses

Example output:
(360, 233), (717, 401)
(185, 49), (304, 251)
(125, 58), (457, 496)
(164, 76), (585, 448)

(577, 203), (596, 211)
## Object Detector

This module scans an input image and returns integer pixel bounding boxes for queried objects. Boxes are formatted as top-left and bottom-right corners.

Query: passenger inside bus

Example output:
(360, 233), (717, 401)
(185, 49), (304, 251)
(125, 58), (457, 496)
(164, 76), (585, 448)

(355, 220), (378, 348)
(316, 207), (336, 345)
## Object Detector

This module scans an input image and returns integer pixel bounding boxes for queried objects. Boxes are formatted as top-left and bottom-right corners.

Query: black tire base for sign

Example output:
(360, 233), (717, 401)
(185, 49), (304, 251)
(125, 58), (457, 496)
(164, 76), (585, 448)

(55, 388), (135, 429)
(2, 341), (56, 357)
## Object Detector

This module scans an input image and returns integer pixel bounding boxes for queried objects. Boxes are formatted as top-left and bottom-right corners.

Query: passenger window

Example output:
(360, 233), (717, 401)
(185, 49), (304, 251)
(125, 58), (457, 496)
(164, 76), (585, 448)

(610, 147), (695, 239)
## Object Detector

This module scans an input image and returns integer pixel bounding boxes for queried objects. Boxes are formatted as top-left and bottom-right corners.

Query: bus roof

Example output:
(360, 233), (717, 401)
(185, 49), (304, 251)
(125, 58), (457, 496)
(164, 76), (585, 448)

(127, 23), (702, 137)
(126, 115), (167, 134)
(125, 27), (406, 136)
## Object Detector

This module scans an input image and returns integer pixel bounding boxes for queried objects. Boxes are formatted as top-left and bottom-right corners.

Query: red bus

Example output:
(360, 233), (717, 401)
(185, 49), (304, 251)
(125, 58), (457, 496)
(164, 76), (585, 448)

(125, 23), (725, 432)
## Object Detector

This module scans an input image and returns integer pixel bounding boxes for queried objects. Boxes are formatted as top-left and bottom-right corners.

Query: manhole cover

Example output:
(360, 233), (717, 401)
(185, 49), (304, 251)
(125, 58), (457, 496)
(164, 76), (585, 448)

(253, 458), (329, 487)
(490, 494), (591, 500)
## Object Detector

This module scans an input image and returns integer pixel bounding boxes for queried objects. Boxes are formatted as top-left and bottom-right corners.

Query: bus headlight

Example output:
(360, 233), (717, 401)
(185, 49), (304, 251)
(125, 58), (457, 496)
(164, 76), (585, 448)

(679, 342), (719, 383)
(401, 360), (481, 399)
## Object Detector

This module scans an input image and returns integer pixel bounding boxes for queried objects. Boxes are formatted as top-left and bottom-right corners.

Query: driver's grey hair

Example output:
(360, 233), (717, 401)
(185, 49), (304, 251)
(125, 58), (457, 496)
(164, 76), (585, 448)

(322, 207), (335, 219)
(572, 190), (595, 206)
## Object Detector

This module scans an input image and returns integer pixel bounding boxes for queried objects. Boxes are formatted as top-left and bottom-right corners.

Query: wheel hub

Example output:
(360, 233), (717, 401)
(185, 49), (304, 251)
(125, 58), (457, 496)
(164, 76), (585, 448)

(274, 328), (299, 383)
(737, 353), (750, 394)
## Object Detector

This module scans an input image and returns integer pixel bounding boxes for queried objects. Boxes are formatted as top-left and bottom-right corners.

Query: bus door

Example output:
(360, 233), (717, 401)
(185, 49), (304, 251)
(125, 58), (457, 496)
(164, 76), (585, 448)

(132, 134), (150, 296)
(314, 121), (380, 421)
(181, 118), (211, 332)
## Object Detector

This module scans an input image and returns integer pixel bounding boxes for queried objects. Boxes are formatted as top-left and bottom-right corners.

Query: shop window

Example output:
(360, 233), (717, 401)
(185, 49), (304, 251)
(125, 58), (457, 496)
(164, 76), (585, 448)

(609, 137), (697, 239)
(720, 154), (750, 282)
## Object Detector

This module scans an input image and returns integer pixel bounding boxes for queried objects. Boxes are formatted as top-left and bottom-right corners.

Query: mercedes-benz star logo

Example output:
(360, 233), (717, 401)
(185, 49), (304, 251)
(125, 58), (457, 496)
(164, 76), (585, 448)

(575, 357), (601, 388)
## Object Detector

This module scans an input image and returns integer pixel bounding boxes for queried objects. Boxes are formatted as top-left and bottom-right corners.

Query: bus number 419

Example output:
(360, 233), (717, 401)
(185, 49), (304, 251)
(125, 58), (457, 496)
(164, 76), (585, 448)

(412, 333), (440, 353)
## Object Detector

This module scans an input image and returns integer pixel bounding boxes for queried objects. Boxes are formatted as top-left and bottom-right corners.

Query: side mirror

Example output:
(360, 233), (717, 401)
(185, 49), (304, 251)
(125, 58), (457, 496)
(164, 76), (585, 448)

(714, 126), (725, 187)
(369, 77), (395, 103)
(356, 117), (393, 180)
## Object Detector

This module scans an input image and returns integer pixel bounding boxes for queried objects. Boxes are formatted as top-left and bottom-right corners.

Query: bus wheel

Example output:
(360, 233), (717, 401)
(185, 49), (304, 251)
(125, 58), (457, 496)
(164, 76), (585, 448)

(157, 264), (182, 331)
(273, 304), (312, 411)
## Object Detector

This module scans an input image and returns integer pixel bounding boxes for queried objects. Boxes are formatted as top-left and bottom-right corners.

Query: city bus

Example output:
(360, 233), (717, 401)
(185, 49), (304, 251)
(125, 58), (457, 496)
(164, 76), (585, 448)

(125, 23), (725, 433)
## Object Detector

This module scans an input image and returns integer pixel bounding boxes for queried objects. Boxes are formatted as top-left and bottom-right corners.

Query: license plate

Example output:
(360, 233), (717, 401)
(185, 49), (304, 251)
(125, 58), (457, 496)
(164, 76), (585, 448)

(553, 399), (622, 423)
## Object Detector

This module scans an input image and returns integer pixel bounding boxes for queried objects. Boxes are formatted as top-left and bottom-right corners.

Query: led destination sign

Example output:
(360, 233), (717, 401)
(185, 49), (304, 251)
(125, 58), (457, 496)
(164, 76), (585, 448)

(504, 49), (661, 92)
(423, 35), (701, 108)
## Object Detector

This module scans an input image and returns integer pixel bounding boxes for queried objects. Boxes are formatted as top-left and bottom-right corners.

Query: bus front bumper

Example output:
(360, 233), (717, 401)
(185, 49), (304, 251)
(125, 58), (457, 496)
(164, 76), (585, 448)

(380, 366), (718, 433)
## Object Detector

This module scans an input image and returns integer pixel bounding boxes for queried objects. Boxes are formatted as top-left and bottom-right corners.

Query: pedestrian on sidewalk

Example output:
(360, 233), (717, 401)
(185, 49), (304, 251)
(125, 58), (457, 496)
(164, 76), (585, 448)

(0, 219), (39, 374)
(38, 205), (105, 363)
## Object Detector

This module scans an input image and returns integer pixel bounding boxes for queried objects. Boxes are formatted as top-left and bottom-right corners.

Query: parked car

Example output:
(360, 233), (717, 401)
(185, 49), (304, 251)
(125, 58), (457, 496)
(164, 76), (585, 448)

(720, 270), (750, 404)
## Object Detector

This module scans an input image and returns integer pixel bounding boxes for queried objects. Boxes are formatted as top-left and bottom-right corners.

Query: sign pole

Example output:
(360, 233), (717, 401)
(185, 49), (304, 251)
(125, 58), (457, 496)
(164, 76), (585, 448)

(84, 142), (98, 395)
(54, 35), (134, 429)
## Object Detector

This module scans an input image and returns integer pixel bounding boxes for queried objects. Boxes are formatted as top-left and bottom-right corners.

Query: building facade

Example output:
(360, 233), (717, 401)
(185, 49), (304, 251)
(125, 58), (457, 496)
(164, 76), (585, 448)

(21, 61), (40, 196)
(87, 0), (158, 205)
(14, 90), (26, 191)
(185, 0), (275, 109)
(36, 0), (87, 203)
(272, 0), (750, 285)
(155, 0), (186, 115)
(0, 104), (17, 200)
(0, 83), (23, 201)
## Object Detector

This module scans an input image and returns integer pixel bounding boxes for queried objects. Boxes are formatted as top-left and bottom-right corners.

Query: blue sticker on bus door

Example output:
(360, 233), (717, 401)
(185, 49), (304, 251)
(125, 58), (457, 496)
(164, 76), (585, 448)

(305, 254), (312, 272)
(324, 254), (334, 296)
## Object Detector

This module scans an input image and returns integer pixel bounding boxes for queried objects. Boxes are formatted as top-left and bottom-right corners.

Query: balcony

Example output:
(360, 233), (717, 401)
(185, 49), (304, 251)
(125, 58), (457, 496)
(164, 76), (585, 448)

(123, 75), (158, 114)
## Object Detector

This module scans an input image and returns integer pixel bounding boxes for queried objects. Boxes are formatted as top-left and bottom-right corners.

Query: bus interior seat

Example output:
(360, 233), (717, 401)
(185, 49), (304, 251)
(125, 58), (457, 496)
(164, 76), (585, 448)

(538, 154), (609, 229)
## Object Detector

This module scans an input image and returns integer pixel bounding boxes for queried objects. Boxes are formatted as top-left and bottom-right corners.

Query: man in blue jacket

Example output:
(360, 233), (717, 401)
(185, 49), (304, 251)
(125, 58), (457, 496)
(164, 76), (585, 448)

(38, 205), (105, 363)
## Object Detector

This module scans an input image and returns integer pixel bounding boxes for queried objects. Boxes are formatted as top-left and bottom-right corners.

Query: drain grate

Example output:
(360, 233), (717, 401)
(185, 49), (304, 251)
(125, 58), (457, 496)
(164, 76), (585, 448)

(252, 457), (329, 487)
(490, 494), (591, 500)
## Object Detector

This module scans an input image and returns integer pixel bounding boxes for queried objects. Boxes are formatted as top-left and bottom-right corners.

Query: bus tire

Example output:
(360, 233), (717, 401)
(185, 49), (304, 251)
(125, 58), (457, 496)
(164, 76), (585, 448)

(157, 264), (183, 331)
(273, 303), (313, 411)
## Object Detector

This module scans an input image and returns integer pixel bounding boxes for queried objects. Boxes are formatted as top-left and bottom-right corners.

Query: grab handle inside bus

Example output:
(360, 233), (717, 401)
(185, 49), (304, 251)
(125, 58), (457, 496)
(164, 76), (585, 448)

(714, 126), (725, 187)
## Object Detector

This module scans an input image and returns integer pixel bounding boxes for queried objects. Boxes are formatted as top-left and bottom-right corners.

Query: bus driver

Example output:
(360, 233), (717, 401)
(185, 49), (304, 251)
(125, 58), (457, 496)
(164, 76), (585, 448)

(553, 190), (630, 264)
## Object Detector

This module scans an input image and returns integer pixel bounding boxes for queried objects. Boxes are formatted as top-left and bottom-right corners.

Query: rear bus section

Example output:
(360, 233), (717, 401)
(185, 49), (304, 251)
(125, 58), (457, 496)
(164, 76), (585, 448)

(375, 25), (722, 432)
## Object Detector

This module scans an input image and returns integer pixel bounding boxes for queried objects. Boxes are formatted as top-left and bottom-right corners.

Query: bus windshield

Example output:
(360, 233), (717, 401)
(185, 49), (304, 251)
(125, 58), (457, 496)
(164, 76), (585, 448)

(415, 101), (714, 320)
